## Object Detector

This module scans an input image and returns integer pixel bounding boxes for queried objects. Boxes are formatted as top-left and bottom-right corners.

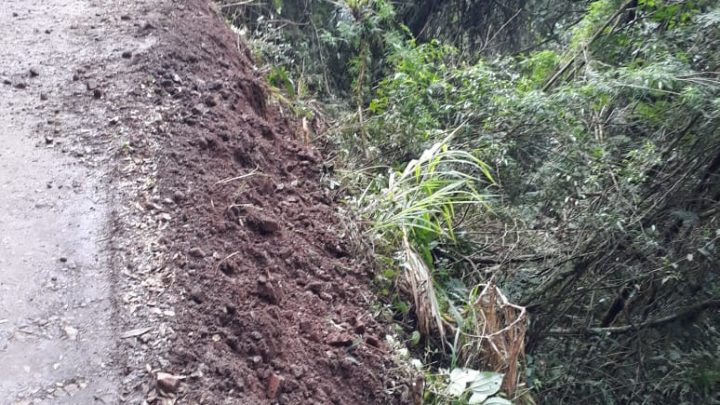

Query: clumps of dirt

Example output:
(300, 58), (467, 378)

(141, 0), (411, 403)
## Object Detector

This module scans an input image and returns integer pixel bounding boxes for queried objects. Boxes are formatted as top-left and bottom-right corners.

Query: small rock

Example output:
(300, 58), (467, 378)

(172, 73), (181, 83)
(299, 320), (312, 334)
(188, 247), (206, 258)
(85, 80), (97, 90)
(226, 336), (240, 351)
(189, 286), (204, 303)
(120, 15), (131, 21)
(191, 103), (206, 116)
(340, 356), (359, 371)
(45, 29), (52, 34)
(297, 149), (319, 163)
(63, 325), (79, 341)
(40, 93), (48, 101)
(326, 331), (354, 347)
(246, 210), (280, 235)
(306, 281), (324, 294)
(14, 81), (27, 89)
(204, 95), (217, 107)
(63, 383), (79, 396)
(143, 201), (163, 212)
(235, 375), (245, 391)
(172, 191), (185, 203)
(157, 372), (183, 393)
(59, 257), (68, 263)
(121, 50), (132, 59)
(29, 67), (39, 77)
(2, 77), (10, 85)
(93, 89), (102, 99)
(12, 12), (18, 17)
(257, 278), (282, 305)
(45, 136), (54, 144)
(209, 81), (223, 91)
(290, 365), (304, 378)
(365, 335), (381, 348)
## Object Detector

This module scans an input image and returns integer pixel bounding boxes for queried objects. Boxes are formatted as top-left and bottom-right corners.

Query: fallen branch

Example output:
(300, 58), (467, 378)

(219, 0), (257, 9)
(549, 299), (720, 335)
(472, 254), (550, 264)
(214, 167), (259, 185)
(543, 0), (635, 91)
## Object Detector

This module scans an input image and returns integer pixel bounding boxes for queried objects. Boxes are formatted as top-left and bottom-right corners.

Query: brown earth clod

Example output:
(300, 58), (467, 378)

(99, 0), (413, 402)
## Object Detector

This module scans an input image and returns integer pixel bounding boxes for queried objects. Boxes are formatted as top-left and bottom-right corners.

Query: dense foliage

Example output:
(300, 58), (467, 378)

(222, 0), (720, 403)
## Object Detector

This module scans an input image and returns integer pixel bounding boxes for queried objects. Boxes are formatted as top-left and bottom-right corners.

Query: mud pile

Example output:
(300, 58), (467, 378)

(142, 1), (406, 403)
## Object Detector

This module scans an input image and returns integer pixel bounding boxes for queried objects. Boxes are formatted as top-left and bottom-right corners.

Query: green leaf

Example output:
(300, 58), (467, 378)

(468, 372), (504, 404)
(483, 397), (513, 405)
(410, 330), (421, 346)
(446, 368), (504, 403)
(446, 368), (478, 397)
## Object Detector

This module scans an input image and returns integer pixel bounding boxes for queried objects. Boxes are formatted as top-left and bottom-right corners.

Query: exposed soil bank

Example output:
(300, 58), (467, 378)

(141, 1), (409, 403)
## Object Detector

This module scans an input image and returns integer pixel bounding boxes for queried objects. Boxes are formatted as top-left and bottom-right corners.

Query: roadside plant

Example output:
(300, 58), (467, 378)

(225, 0), (720, 402)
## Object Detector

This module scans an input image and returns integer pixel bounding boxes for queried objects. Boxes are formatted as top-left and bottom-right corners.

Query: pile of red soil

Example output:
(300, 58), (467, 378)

(143, 1), (410, 403)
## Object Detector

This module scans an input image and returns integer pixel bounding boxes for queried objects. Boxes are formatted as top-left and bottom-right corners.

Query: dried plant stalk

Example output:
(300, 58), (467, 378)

(460, 281), (527, 397)
(401, 236), (446, 345)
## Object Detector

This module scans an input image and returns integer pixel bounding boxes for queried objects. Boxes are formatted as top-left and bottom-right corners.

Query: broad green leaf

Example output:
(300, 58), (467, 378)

(467, 372), (504, 404)
(446, 368), (480, 397)
(446, 368), (505, 403)
(483, 397), (513, 405)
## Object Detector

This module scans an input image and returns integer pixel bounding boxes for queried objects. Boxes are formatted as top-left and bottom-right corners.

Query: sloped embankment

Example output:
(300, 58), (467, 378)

(144, 1), (407, 403)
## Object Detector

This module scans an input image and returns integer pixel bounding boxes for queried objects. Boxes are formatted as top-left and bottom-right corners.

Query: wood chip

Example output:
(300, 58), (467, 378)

(120, 327), (152, 339)
(157, 372), (185, 393)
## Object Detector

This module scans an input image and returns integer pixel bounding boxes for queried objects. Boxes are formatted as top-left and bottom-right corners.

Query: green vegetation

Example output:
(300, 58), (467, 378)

(222, 0), (720, 403)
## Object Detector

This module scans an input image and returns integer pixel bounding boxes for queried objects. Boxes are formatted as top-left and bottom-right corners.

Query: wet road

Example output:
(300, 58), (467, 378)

(0, 1), (117, 403)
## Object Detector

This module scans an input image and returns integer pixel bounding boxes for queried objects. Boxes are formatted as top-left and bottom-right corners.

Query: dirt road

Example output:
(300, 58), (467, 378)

(1, 0), (408, 403)
(0, 0), (159, 403)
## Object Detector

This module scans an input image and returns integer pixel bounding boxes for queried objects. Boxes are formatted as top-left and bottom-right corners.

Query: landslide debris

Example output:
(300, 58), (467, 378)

(137, 1), (411, 403)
